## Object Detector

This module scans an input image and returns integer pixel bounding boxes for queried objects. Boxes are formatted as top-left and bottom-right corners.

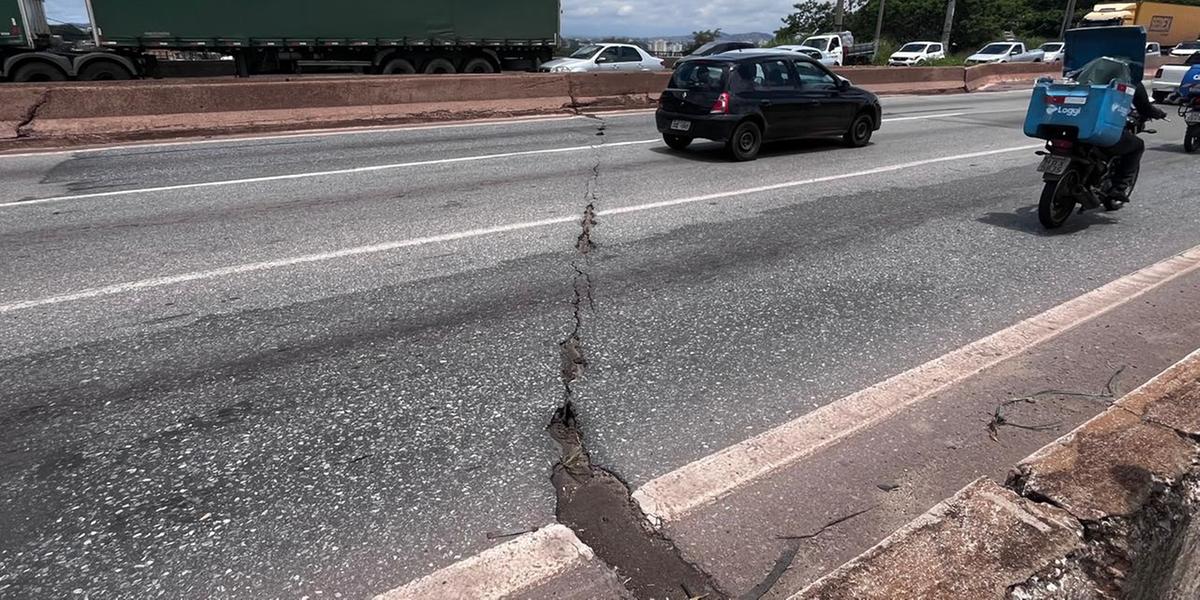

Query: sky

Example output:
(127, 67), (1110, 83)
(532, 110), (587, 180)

(44, 0), (793, 37)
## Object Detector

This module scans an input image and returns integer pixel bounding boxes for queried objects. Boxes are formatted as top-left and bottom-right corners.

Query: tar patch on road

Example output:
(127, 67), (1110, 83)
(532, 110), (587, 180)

(545, 117), (727, 600)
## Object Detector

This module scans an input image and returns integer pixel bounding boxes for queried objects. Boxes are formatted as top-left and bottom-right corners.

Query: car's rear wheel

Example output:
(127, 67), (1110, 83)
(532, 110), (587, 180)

(843, 113), (874, 147)
(663, 134), (692, 151)
(725, 121), (762, 161)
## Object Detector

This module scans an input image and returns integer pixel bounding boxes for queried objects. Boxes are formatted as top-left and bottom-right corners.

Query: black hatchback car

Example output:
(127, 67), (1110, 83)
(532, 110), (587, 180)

(656, 51), (882, 161)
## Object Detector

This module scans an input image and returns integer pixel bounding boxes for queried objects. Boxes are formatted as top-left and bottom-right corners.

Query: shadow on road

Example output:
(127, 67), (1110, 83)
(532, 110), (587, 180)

(978, 205), (1118, 235)
(649, 138), (850, 163)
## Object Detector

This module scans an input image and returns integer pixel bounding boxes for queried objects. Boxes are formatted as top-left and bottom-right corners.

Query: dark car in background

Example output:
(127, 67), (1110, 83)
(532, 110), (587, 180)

(656, 51), (882, 161)
(674, 40), (757, 68)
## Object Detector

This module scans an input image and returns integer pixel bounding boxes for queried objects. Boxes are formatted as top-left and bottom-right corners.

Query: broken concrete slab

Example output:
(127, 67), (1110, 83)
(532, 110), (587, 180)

(1144, 379), (1200, 437)
(791, 478), (1082, 600)
(1012, 408), (1198, 523)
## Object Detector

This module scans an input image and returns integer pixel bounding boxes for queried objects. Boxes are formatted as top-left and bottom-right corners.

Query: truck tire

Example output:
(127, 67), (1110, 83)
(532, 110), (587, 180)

(423, 58), (457, 74)
(382, 58), (416, 75)
(462, 58), (496, 74)
(11, 62), (67, 82)
(78, 61), (134, 81)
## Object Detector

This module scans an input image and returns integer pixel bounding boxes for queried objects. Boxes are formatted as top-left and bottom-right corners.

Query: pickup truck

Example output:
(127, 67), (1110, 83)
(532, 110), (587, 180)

(1151, 54), (1200, 102)
(965, 42), (1044, 64)
(801, 31), (877, 65)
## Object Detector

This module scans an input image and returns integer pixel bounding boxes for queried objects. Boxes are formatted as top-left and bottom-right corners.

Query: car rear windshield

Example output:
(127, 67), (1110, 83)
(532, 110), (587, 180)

(979, 43), (1012, 54)
(898, 43), (928, 53)
(670, 62), (728, 91)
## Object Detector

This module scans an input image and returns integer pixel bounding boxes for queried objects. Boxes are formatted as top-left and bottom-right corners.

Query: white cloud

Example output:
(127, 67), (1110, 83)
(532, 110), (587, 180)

(562, 0), (799, 37)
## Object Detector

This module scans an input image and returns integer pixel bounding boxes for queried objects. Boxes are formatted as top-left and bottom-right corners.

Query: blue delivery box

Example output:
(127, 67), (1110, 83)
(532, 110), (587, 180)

(1023, 26), (1145, 147)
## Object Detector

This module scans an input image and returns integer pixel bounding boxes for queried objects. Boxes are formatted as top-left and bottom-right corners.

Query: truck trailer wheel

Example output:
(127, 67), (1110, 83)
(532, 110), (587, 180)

(382, 58), (417, 75)
(422, 58), (457, 74)
(11, 62), (67, 82)
(78, 61), (134, 81)
(462, 58), (496, 74)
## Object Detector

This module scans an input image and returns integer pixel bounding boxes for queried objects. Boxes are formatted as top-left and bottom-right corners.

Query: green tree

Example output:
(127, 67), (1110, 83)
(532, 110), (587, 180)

(775, 0), (836, 41)
(685, 28), (723, 53)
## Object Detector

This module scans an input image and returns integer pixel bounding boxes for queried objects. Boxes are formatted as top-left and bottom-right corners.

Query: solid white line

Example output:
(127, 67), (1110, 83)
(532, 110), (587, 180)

(1, 111), (1025, 209)
(0, 139), (658, 208)
(0, 113), (589, 159)
(373, 523), (594, 600)
(631, 245), (1200, 523)
(0, 143), (1040, 314)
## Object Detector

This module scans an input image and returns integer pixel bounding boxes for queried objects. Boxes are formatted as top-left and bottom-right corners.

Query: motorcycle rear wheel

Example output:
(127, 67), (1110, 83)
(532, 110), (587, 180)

(1039, 169), (1079, 229)
(1185, 126), (1200, 153)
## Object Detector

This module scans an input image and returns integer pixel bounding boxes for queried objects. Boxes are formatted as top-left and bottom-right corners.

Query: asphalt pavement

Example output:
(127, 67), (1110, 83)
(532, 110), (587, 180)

(2, 91), (1200, 599)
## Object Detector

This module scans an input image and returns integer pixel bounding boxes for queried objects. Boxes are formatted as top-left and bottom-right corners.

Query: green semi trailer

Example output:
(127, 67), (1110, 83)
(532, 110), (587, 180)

(2, 0), (560, 81)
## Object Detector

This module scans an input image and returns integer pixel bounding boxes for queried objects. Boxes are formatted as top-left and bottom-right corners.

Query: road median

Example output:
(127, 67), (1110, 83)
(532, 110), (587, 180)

(0, 61), (1145, 151)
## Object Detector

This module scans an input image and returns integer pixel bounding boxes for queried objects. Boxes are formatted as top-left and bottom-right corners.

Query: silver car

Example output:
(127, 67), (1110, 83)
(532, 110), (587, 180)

(540, 44), (666, 73)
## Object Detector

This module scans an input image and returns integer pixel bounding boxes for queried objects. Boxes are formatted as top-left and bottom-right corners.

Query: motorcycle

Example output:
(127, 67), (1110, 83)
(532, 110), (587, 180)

(1034, 112), (1157, 229)
(1181, 96), (1200, 153)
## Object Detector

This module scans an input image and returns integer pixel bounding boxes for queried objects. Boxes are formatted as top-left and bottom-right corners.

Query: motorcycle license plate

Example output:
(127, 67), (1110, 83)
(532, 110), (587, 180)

(1187, 111), (1200, 124)
(1037, 155), (1071, 175)
(670, 120), (692, 132)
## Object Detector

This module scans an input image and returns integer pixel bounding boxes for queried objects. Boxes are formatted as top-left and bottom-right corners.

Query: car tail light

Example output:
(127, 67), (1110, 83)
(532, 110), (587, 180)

(710, 92), (730, 114)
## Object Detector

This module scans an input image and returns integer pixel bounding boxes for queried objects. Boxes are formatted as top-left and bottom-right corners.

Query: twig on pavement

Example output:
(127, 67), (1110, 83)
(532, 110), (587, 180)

(987, 366), (1125, 442)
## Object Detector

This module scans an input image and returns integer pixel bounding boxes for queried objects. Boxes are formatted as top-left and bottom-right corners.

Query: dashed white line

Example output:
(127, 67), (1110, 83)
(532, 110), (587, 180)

(0, 142), (1040, 314)
(2, 110), (1024, 209)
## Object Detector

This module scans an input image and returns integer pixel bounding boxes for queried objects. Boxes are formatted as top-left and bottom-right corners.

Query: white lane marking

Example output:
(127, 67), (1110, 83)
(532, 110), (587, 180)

(884, 108), (1027, 122)
(0, 139), (659, 208)
(631, 245), (1200, 523)
(0, 113), (588, 159)
(885, 111), (965, 121)
(0, 143), (1040, 314)
(373, 523), (594, 600)
(0, 92), (1014, 159)
(1, 111), (1024, 209)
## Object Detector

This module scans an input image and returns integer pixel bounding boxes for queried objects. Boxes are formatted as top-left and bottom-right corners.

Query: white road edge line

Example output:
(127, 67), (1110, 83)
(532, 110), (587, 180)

(630, 244), (1200, 523)
(1, 110), (1023, 208)
(372, 523), (593, 600)
(0, 113), (587, 159)
(0, 142), (1040, 314)
(0, 97), (1019, 159)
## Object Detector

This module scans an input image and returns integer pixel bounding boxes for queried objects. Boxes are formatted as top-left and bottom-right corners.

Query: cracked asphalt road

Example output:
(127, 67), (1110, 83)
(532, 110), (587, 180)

(3, 91), (1200, 599)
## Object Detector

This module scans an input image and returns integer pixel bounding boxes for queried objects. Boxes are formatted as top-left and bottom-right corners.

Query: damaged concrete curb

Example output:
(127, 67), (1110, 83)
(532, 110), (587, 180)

(791, 347), (1200, 600)
(373, 523), (631, 600)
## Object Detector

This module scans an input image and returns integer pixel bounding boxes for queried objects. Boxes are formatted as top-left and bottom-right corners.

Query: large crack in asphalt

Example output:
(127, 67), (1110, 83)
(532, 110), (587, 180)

(546, 115), (727, 600)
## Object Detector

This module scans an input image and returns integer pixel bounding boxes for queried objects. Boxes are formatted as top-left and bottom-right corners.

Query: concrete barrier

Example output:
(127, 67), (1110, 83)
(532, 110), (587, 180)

(791, 349), (1200, 600)
(0, 60), (1165, 149)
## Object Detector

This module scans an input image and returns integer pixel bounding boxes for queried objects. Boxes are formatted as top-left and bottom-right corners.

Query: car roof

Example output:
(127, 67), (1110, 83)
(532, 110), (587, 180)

(774, 45), (821, 51)
(900, 41), (941, 45)
(702, 48), (818, 61)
